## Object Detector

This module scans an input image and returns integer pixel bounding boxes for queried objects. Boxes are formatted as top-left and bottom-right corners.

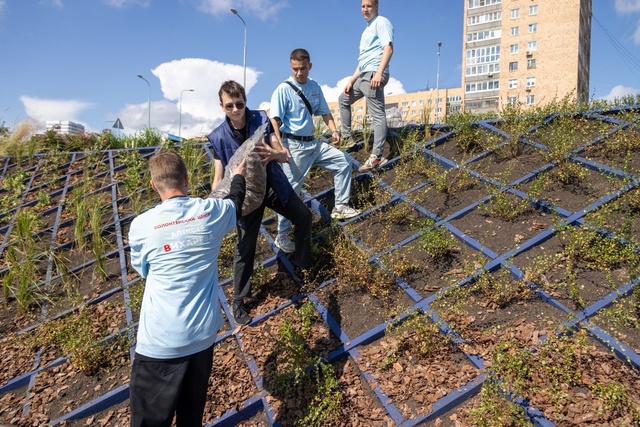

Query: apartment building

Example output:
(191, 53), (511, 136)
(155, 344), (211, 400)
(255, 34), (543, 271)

(329, 0), (592, 129)
(329, 87), (464, 131)
(45, 120), (85, 134)
(464, 0), (592, 114)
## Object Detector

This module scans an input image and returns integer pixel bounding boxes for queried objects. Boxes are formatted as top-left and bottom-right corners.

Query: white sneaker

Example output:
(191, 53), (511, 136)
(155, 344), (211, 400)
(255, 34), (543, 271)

(358, 154), (388, 172)
(274, 233), (295, 253)
(331, 204), (361, 220)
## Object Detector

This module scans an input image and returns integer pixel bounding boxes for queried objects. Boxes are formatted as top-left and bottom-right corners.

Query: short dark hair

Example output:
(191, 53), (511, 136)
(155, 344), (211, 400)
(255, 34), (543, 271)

(149, 150), (187, 192)
(218, 80), (246, 102)
(290, 48), (310, 63)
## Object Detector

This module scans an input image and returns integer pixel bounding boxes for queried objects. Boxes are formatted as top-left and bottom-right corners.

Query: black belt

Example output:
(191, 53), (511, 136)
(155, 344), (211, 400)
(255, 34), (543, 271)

(281, 132), (314, 142)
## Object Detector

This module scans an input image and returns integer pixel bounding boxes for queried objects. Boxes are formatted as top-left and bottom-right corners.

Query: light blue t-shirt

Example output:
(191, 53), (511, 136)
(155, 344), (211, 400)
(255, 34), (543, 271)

(270, 77), (330, 137)
(358, 15), (394, 74)
(129, 196), (237, 359)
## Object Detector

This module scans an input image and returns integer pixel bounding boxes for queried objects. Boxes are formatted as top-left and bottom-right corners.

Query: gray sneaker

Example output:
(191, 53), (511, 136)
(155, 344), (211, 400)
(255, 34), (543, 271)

(274, 233), (295, 253)
(232, 302), (251, 326)
(331, 204), (361, 220)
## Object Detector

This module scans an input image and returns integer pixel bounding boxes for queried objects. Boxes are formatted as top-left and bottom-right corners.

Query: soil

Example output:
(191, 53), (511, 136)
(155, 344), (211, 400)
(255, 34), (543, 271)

(2, 113), (640, 426)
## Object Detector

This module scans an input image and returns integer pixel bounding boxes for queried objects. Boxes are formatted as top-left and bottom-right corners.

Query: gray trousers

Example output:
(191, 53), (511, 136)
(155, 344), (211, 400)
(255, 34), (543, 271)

(339, 71), (389, 158)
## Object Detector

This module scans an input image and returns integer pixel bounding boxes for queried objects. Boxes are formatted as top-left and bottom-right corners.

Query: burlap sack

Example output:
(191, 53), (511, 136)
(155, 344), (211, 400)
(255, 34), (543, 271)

(209, 122), (268, 215)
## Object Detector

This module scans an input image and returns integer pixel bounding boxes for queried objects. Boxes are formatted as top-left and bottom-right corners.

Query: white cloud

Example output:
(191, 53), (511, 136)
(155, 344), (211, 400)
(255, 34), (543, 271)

(320, 76), (406, 103)
(615, 0), (640, 14)
(21, 96), (94, 126)
(102, 0), (150, 8)
(0, 0), (6, 15)
(599, 84), (640, 101)
(115, 58), (260, 138)
(196, 0), (287, 20)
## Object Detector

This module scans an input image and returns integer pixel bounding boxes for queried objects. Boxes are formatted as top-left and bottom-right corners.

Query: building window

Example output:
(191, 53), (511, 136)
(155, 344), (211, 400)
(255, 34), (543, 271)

(401, 111), (407, 117)
(465, 80), (500, 93)
(401, 101), (409, 107)
(357, 106), (363, 111)
(419, 100), (424, 105)
(466, 45), (501, 65)
(468, 0), (503, 9)
(527, 58), (537, 69)
(509, 79), (518, 89)
(510, 44), (519, 54)
(526, 94), (535, 105)
(467, 11), (502, 25)
(526, 76), (536, 87)
(510, 26), (519, 36)
(466, 62), (500, 77)
(527, 40), (537, 51)
(511, 8), (519, 19)
(411, 100), (416, 106)
(529, 5), (538, 15)
(467, 28), (501, 42)
(509, 61), (518, 71)
(528, 23), (538, 33)
(508, 96), (518, 105)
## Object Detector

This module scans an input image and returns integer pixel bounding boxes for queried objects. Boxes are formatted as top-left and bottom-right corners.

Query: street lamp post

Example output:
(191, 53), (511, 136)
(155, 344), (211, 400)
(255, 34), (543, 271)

(435, 41), (442, 124)
(136, 74), (151, 129)
(179, 89), (194, 140)
(230, 8), (247, 88)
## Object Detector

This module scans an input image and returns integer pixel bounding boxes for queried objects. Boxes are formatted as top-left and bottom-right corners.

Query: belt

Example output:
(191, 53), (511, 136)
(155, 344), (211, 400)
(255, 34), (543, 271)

(281, 132), (314, 142)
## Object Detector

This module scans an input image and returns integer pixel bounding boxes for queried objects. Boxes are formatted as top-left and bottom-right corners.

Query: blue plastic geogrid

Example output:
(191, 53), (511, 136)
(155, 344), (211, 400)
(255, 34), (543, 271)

(1, 106), (639, 426)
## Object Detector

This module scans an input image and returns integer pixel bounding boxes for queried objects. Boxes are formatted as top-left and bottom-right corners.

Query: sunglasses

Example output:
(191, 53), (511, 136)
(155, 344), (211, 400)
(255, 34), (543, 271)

(223, 101), (245, 111)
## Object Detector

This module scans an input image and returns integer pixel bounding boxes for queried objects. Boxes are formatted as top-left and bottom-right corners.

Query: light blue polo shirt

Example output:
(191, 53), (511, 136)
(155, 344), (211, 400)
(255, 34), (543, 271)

(270, 76), (330, 137)
(358, 15), (394, 74)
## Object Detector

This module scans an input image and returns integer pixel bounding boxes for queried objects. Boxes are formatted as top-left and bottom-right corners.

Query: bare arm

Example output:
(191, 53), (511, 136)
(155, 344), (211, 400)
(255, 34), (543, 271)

(370, 44), (393, 90)
(321, 113), (341, 145)
(213, 158), (224, 188)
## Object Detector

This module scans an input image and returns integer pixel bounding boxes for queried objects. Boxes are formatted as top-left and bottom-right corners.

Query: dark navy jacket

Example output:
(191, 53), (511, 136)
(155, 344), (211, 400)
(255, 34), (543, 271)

(207, 109), (292, 206)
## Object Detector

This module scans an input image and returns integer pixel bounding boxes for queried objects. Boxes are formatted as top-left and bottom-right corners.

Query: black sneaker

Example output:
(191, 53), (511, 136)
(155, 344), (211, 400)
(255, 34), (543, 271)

(293, 266), (306, 283)
(232, 302), (251, 326)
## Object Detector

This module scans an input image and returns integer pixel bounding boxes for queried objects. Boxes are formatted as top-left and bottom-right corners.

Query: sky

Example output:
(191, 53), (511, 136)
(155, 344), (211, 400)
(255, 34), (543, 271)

(1, 0), (640, 140)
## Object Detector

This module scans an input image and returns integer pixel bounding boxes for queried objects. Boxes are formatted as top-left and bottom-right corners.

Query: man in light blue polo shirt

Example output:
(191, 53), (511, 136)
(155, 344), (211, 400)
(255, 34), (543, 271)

(270, 48), (361, 254)
(339, 0), (394, 172)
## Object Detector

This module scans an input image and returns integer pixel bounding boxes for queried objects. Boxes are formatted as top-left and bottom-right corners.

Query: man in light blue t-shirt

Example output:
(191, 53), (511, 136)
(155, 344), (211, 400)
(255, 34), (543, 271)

(128, 151), (246, 427)
(339, 0), (394, 172)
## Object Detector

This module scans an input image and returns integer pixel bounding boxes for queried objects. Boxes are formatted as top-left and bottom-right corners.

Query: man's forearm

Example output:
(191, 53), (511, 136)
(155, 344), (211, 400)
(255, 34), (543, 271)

(225, 174), (246, 219)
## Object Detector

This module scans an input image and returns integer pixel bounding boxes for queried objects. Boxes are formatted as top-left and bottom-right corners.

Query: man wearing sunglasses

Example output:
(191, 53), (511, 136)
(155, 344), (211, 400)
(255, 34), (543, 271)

(207, 80), (312, 326)
(270, 48), (361, 251)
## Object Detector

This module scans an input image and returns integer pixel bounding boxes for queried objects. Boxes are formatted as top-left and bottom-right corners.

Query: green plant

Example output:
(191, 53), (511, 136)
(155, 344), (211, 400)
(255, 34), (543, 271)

(481, 185), (531, 222)
(88, 197), (109, 281)
(416, 219), (459, 259)
(331, 231), (392, 298)
(431, 166), (476, 195)
(473, 268), (529, 309)
(34, 189), (51, 210)
(13, 208), (41, 246)
(379, 310), (451, 369)
(591, 381), (640, 423)
(25, 305), (130, 375)
(178, 142), (208, 197)
(268, 301), (342, 427)
(468, 378), (530, 427)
